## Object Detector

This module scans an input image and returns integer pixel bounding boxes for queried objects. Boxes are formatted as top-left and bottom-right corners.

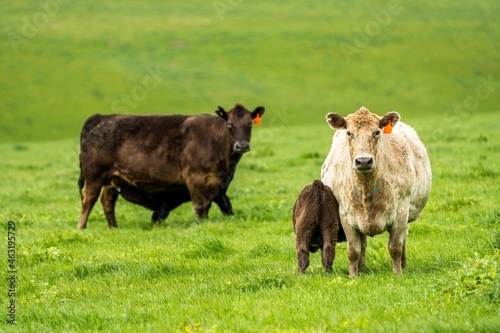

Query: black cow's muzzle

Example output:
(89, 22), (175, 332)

(234, 141), (250, 153)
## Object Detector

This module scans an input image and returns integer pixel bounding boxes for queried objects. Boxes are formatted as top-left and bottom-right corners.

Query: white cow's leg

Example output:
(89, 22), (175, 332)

(359, 233), (367, 273)
(347, 231), (362, 277)
(401, 237), (408, 269)
(388, 220), (408, 275)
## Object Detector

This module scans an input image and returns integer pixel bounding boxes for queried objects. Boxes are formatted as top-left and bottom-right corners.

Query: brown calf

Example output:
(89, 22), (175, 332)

(292, 180), (345, 274)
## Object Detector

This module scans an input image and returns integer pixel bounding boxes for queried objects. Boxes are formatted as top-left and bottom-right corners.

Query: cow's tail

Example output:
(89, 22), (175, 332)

(78, 114), (103, 198)
(78, 156), (85, 198)
(312, 180), (324, 225)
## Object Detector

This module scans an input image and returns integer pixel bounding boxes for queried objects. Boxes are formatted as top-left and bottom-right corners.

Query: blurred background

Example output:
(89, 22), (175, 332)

(1, 0), (499, 142)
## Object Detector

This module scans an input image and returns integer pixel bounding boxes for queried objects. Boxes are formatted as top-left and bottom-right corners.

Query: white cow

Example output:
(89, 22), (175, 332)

(321, 106), (431, 277)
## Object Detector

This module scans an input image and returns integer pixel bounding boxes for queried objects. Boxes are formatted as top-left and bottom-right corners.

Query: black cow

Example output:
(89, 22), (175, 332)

(77, 103), (264, 229)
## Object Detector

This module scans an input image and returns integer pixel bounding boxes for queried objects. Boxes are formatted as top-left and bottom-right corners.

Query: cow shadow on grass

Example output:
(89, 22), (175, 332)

(135, 210), (242, 231)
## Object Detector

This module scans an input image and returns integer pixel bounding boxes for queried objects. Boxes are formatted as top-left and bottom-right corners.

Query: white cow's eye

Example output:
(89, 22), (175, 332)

(347, 131), (354, 138)
(374, 129), (381, 136)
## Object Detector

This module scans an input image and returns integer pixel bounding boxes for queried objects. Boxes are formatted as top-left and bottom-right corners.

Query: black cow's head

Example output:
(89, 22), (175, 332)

(216, 103), (265, 154)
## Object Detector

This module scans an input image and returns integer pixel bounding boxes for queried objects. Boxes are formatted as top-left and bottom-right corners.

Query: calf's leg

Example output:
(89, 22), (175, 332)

(294, 220), (314, 274)
(152, 190), (191, 222)
(296, 246), (310, 274)
(321, 243), (334, 273)
(320, 224), (334, 273)
(295, 240), (310, 274)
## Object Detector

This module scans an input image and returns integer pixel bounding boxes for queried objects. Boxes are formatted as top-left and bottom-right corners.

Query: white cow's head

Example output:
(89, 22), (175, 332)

(326, 106), (400, 174)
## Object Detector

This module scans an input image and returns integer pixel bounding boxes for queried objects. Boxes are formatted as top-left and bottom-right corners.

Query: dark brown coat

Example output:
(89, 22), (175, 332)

(78, 103), (264, 229)
(292, 180), (345, 273)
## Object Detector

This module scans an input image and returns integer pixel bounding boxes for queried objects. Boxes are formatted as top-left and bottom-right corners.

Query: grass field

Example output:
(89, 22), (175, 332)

(1, 0), (500, 332)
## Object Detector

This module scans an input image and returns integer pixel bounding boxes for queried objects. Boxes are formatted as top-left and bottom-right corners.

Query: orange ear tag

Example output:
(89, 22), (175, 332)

(383, 119), (392, 134)
(253, 113), (261, 125)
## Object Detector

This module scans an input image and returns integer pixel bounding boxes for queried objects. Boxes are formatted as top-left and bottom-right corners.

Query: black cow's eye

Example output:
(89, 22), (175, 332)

(228, 122), (233, 129)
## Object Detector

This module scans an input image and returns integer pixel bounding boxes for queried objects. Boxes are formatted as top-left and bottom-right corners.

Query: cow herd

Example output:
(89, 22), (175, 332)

(77, 105), (431, 277)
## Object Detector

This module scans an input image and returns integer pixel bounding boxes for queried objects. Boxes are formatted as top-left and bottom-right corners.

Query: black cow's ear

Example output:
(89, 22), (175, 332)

(251, 106), (265, 119)
(216, 106), (228, 120)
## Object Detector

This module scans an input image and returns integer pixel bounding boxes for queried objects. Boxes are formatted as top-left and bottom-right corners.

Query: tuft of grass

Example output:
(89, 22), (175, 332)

(441, 253), (499, 302)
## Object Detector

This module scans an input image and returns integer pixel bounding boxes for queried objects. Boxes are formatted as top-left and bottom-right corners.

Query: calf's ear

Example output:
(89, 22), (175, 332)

(379, 112), (400, 128)
(215, 106), (228, 120)
(251, 106), (265, 119)
(326, 113), (347, 130)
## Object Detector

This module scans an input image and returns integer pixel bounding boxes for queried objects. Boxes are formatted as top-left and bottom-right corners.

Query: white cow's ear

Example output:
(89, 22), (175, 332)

(326, 113), (347, 130)
(380, 112), (400, 128)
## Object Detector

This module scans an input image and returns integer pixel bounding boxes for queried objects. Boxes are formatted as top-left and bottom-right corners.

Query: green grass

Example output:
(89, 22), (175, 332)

(1, 0), (500, 332)
(1, 112), (499, 332)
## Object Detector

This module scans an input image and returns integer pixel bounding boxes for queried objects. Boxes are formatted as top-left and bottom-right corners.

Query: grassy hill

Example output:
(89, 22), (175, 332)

(1, 1), (499, 332)
(1, 0), (499, 141)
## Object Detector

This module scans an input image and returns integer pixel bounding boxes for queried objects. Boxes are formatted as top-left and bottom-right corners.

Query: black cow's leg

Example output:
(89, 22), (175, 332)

(192, 201), (210, 219)
(213, 194), (233, 215)
(101, 186), (119, 228)
(151, 189), (191, 223)
(186, 176), (213, 219)
(77, 179), (103, 230)
(152, 205), (171, 223)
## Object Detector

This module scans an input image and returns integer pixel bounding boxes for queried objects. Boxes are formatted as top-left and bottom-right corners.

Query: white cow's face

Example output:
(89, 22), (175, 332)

(326, 107), (400, 174)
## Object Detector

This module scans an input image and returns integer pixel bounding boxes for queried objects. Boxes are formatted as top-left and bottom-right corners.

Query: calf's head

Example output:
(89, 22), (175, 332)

(326, 107), (400, 174)
(216, 103), (265, 154)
